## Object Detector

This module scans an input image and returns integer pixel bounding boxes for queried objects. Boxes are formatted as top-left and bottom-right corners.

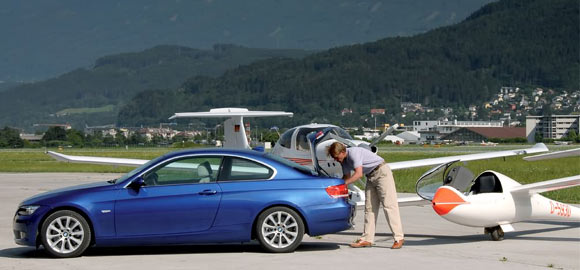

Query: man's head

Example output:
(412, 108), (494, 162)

(327, 142), (347, 162)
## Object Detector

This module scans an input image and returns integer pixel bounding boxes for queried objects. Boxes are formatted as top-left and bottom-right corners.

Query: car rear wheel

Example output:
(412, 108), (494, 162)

(40, 210), (91, 258)
(256, 206), (304, 253)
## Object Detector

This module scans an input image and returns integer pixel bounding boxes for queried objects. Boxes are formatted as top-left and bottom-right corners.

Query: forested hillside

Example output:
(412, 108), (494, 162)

(0, 45), (311, 129)
(118, 0), (579, 127)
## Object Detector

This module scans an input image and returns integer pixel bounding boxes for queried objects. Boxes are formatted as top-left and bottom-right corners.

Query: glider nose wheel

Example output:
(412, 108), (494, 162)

(485, 226), (504, 241)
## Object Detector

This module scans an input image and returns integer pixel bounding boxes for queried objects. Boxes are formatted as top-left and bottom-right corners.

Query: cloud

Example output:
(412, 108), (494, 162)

(370, 2), (382, 13)
(424, 11), (440, 22)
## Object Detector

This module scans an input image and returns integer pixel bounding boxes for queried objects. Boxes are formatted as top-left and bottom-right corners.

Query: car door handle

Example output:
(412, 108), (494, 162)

(199, 189), (218, 195)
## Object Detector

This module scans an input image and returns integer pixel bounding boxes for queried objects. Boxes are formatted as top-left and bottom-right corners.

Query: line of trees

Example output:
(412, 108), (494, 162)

(41, 127), (167, 148)
(0, 126), (283, 149)
(0, 126), (162, 148)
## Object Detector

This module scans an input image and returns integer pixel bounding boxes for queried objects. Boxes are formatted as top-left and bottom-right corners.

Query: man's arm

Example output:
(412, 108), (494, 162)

(343, 166), (363, 185)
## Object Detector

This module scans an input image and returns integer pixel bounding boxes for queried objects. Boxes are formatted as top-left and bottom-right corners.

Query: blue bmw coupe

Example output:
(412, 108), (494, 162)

(13, 148), (354, 257)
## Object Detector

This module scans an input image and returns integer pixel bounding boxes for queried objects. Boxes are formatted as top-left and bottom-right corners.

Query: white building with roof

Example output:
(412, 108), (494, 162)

(396, 131), (420, 144)
(413, 120), (504, 143)
(526, 115), (580, 142)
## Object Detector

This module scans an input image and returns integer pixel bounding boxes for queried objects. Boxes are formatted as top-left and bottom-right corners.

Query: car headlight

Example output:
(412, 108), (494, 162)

(17, 205), (40, 216)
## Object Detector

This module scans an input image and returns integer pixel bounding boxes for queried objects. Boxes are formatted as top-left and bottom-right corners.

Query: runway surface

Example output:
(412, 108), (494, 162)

(0, 173), (578, 270)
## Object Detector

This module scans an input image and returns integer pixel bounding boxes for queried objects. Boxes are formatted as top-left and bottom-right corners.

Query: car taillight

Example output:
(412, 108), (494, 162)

(326, 184), (348, 198)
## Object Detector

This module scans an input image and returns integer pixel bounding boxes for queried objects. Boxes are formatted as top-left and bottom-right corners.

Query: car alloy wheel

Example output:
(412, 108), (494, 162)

(256, 206), (304, 253)
(40, 210), (91, 258)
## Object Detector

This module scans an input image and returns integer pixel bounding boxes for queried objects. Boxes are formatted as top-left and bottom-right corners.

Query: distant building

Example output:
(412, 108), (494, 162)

(413, 120), (504, 143)
(384, 135), (404, 144)
(526, 115), (580, 142)
(519, 95), (529, 107)
(396, 131), (420, 144)
(84, 124), (116, 136)
(19, 134), (43, 142)
(441, 107), (453, 116)
(401, 102), (423, 113)
(370, 108), (385, 115)
(33, 123), (72, 130)
(137, 127), (186, 141)
(441, 127), (525, 142)
(354, 128), (380, 140)
(341, 108), (353, 116)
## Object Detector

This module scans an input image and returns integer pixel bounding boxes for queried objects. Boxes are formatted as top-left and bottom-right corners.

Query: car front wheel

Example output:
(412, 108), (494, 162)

(256, 206), (304, 253)
(40, 210), (91, 258)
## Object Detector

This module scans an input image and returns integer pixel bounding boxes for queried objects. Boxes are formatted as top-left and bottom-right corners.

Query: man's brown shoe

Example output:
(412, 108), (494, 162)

(350, 240), (372, 248)
(391, 239), (404, 249)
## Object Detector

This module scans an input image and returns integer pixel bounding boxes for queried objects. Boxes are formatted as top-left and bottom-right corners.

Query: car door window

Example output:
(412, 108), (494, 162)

(221, 157), (273, 181)
(143, 156), (222, 186)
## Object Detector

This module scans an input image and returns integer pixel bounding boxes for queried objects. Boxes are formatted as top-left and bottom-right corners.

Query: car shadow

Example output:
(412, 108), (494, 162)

(0, 241), (339, 258)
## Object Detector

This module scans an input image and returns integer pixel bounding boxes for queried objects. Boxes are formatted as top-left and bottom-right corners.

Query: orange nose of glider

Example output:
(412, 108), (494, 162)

(431, 187), (467, 216)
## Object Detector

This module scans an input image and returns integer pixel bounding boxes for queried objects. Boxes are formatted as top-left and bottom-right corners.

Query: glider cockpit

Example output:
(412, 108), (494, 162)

(416, 161), (504, 201)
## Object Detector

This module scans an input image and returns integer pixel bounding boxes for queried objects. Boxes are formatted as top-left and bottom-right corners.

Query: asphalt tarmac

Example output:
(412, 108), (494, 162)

(0, 173), (578, 270)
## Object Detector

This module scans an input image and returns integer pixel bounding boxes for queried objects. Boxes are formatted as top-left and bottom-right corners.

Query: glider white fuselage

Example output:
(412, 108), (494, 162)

(432, 173), (580, 228)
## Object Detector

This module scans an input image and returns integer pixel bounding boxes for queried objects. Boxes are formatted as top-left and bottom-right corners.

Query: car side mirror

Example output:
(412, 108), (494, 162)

(128, 177), (146, 190)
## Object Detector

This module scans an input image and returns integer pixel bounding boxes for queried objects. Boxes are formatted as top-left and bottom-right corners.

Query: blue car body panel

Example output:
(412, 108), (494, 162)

(115, 182), (222, 236)
(13, 149), (353, 249)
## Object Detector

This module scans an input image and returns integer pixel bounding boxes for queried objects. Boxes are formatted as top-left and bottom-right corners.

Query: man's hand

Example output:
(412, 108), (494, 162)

(343, 166), (363, 185)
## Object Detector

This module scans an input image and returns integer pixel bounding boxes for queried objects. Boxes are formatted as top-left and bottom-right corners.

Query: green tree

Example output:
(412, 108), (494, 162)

(534, 131), (543, 143)
(66, 129), (85, 147)
(567, 129), (578, 142)
(0, 126), (24, 148)
(103, 134), (115, 146)
(151, 135), (164, 145)
(115, 133), (127, 146)
(42, 126), (67, 143)
(262, 130), (280, 145)
(128, 133), (146, 145)
(86, 132), (103, 147)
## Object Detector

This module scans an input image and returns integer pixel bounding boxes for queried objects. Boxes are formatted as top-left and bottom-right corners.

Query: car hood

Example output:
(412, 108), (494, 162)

(20, 181), (115, 206)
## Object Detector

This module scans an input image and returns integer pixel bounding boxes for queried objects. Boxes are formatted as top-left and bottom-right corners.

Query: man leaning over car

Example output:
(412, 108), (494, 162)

(327, 142), (404, 249)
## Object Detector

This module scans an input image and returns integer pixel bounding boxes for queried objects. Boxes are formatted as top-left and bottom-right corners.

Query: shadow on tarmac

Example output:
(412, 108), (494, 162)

(336, 222), (580, 246)
(0, 241), (339, 258)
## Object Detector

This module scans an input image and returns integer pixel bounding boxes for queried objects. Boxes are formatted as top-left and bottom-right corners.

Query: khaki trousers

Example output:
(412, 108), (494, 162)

(360, 164), (404, 242)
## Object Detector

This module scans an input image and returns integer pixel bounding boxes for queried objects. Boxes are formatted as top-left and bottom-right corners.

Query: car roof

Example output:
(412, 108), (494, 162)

(163, 148), (267, 159)
(293, 123), (339, 129)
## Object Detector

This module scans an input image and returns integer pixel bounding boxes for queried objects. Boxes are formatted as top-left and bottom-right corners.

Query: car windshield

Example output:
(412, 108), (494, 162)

(263, 153), (318, 176)
(113, 155), (167, 184)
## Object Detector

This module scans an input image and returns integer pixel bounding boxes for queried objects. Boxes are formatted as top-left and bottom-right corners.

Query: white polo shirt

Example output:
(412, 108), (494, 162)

(341, 147), (384, 176)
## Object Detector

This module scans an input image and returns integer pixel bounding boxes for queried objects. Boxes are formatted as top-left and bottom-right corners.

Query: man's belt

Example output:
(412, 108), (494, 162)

(367, 162), (387, 176)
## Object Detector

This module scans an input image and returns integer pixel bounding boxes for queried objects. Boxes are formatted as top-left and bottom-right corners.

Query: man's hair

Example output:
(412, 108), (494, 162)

(327, 142), (346, 157)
